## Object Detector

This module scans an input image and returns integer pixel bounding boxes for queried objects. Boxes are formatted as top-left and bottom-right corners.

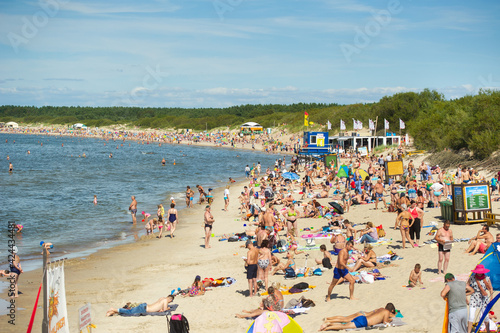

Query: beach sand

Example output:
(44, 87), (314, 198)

(3, 152), (499, 333)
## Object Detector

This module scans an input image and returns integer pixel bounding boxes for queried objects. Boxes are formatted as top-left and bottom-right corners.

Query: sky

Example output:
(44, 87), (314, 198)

(0, 0), (499, 108)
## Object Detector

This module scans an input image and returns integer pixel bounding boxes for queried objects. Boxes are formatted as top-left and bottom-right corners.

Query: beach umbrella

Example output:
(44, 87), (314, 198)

(246, 311), (303, 333)
(355, 169), (369, 180)
(337, 165), (349, 178)
(282, 172), (300, 180)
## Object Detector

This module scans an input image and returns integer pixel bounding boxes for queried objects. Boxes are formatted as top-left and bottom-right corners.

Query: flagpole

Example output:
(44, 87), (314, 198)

(42, 246), (49, 333)
(373, 116), (378, 151)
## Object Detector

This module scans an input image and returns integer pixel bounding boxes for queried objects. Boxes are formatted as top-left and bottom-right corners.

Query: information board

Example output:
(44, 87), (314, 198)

(454, 186), (464, 211)
(358, 147), (368, 156)
(386, 160), (404, 176)
(465, 185), (490, 211)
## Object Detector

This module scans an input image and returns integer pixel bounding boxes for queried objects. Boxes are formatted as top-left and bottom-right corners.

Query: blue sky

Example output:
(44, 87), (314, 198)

(0, 0), (499, 107)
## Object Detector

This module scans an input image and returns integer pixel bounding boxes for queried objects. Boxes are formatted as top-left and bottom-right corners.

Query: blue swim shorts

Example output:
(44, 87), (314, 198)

(351, 315), (368, 328)
(333, 267), (349, 280)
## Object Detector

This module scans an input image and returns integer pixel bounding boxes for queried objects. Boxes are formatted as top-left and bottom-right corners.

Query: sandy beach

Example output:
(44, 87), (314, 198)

(2, 146), (500, 333)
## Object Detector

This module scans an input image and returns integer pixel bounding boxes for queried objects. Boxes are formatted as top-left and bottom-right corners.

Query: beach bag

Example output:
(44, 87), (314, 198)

(167, 314), (189, 333)
(313, 268), (323, 276)
(285, 298), (301, 309)
(301, 298), (316, 308)
(377, 228), (386, 238)
(292, 282), (309, 290)
(427, 201), (434, 208)
(285, 267), (296, 279)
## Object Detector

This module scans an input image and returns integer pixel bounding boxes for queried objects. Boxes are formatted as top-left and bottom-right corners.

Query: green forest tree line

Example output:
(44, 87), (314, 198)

(1, 89), (499, 159)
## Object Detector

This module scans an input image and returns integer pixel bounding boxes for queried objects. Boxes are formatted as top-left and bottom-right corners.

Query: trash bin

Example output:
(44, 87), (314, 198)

(440, 201), (453, 222)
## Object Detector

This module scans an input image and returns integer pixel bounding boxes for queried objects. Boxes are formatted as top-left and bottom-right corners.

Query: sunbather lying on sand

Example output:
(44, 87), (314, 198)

(319, 303), (396, 331)
(106, 295), (174, 316)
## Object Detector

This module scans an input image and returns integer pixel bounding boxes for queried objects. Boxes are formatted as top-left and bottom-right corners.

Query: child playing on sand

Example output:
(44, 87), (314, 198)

(408, 263), (423, 287)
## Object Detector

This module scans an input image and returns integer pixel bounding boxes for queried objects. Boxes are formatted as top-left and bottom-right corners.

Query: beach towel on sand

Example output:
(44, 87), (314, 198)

(119, 304), (179, 317)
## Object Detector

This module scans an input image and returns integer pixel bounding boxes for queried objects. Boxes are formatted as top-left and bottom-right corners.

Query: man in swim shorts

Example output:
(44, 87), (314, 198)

(129, 196), (137, 224)
(319, 303), (396, 331)
(245, 240), (259, 297)
(435, 220), (453, 275)
(326, 240), (357, 301)
(465, 225), (494, 255)
(203, 205), (214, 249)
(373, 180), (387, 210)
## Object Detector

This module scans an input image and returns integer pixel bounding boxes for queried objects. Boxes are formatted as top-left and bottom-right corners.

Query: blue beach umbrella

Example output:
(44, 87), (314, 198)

(282, 172), (300, 180)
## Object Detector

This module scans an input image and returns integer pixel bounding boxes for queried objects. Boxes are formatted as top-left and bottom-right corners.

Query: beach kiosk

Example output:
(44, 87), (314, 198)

(452, 183), (492, 224)
(240, 122), (263, 134)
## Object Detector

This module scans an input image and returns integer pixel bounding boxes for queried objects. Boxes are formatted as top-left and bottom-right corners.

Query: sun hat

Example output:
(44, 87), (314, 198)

(195, 275), (201, 281)
(205, 205), (210, 209)
(12, 246), (18, 254)
(471, 264), (490, 275)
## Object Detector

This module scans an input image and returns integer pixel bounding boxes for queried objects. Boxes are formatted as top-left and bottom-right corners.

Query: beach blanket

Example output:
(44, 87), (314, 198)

(261, 286), (316, 296)
(119, 304), (179, 317)
(204, 277), (237, 287)
(283, 307), (310, 316)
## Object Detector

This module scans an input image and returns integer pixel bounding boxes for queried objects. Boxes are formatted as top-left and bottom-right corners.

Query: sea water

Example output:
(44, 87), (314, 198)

(0, 133), (282, 270)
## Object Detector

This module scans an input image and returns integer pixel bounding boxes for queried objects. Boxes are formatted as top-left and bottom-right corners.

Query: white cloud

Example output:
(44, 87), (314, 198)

(2, 85), (497, 108)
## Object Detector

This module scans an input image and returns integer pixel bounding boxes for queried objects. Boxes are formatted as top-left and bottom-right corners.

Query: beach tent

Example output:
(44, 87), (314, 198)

(282, 172), (300, 180)
(246, 311), (303, 333)
(240, 122), (263, 133)
(472, 242), (500, 333)
(337, 165), (349, 178)
(6, 121), (18, 128)
(72, 123), (87, 129)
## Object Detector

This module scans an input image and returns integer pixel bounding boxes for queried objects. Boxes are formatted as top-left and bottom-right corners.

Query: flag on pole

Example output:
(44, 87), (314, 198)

(369, 119), (375, 131)
(384, 119), (390, 130)
(304, 111), (309, 127)
(352, 118), (357, 130)
(327, 120), (331, 130)
(399, 119), (405, 129)
(357, 120), (363, 130)
(340, 119), (346, 130)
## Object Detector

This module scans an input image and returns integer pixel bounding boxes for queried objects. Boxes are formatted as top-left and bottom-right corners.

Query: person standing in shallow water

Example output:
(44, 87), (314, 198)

(129, 196), (137, 224)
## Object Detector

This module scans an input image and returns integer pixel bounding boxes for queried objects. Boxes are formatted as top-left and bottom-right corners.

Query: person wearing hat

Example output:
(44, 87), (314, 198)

(187, 275), (205, 297)
(244, 240), (259, 297)
(441, 273), (474, 333)
(8, 246), (23, 298)
(467, 265), (494, 333)
(203, 205), (214, 249)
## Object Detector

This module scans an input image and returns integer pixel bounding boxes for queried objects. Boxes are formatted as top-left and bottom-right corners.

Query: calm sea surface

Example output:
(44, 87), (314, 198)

(0, 133), (280, 270)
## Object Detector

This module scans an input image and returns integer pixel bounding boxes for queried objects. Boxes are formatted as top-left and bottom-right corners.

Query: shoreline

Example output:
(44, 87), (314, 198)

(0, 131), (283, 274)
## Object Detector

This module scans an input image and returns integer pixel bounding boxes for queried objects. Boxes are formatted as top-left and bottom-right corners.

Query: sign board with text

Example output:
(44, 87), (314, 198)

(79, 303), (91, 331)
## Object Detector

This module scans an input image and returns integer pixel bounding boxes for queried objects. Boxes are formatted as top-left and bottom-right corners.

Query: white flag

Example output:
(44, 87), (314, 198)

(384, 119), (390, 130)
(340, 120), (346, 130)
(352, 118), (357, 130)
(47, 262), (70, 333)
(399, 119), (405, 129)
(327, 120), (331, 130)
(357, 120), (363, 130)
(369, 119), (375, 131)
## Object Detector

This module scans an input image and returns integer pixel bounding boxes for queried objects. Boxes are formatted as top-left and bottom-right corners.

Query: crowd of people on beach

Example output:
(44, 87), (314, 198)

(4, 127), (500, 332)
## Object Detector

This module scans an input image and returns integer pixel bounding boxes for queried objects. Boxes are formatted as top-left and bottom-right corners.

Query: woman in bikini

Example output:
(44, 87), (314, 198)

(390, 182), (399, 205)
(257, 240), (272, 291)
(166, 203), (178, 238)
(271, 251), (295, 276)
(396, 209), (415, 249)
(235, 285), (284, 318)
(416, 189), (426, 209)
(185, 275), (205, 297)
(350, 244), (377, 271)
(285, 204), (299, 237)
